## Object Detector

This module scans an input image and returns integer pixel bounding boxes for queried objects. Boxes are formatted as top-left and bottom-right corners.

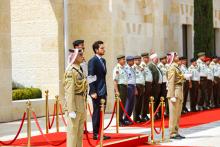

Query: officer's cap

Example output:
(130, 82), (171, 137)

(212, 55), (218, 59)
(117, 55), (125, 60)
(197, 52), (205, 57)
(141, 53), (149, 57)
(190, 58), (197, 63)
(134, 55), (141, 59)
(72, 40), (84, 47)
(126, 56), (134, 61)
(179, 56), (187, 60)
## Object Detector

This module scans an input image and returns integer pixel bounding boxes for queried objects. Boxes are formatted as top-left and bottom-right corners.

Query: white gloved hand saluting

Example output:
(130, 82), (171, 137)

(170, 97), (177, 103)
(69, 112), (76, 119)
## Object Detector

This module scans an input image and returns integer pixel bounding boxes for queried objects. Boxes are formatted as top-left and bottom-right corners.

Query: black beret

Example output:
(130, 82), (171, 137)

(190, 58), (197, 63)
(134, 55), (141, 59)
(72, 40), (84, 47)
(141, 53), (149, 57)
(212, 55), (218, 59)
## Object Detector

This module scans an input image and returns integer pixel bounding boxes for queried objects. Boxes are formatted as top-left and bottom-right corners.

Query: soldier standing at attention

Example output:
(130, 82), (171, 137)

(64, 48), (87, 147)
(140, 53), (152, 121)
(188, 58), (200, 112)
(179, 57), (191, 113)
(124, 56), (137, 125)
(113, 55), (128, 126)
(197, 52), (208, 111)
(166, 52), (185, 139)
(209, 56), (220, 108)
(158, 56), (168, 116)
(133, 55), (146, 123)
(205, 57), (213, 109)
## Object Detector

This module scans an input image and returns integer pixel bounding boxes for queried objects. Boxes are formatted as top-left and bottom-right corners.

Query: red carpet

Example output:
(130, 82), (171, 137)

(137, 145), (209, 147)
(130, 108), (220, 128)
(6, 132), (148, 147)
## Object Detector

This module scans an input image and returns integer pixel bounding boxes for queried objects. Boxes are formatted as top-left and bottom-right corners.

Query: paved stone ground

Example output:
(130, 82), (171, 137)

(0, 113), (220, 147)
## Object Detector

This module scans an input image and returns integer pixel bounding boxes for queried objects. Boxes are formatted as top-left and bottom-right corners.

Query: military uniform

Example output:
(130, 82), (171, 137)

(180, 64), (191, 112)
(206, 62), (214, 107)
(167, 62), (184, 137)
(140, 61), (153, 120)
(197, 58), (208, 110)
(188, 62), (200, 111)
(124, 58), (136, 123)
(133, 60), (145, 122)
(210, 60), (220, 107)
(64, 64), (87, 147)
(113, 62), (128, 124)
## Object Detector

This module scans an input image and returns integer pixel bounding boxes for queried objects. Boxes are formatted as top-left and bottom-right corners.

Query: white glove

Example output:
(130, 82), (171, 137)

(87, 75), (97, 84)
(69, 112), (76, 119)
(170, 97), (177, 103)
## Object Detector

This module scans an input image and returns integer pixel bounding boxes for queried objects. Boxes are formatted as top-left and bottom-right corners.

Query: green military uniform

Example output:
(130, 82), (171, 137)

(167, 62), (184, 137)
(113, 62), (128, 124)
(64, 64), (87, 147)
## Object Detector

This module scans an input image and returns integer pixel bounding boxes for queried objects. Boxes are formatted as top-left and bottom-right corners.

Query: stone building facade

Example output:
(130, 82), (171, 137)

(0, 0), (220, 122)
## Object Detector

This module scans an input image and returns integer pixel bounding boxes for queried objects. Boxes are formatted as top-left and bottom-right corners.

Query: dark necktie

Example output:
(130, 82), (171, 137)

(100, 58), (105, 70)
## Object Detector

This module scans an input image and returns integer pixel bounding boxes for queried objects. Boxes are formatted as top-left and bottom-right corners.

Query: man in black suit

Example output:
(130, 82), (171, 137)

(148, 53), (163, 119)
(88, 40), (110, 140)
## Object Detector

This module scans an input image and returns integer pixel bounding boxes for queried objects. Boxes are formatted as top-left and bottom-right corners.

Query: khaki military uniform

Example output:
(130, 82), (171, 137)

(64, 64), (87, 147)
(167, 62), (184, 136)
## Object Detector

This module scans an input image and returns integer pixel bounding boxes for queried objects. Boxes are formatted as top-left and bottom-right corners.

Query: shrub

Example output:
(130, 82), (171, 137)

(12, 88), (42, 101)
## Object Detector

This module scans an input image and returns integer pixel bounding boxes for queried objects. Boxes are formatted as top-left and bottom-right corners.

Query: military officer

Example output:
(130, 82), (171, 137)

(188, 58), (200, 112)
(113, 55), (128, 126)
(209, 56), (220, 108)
(158, 56), (168, 116)
(197, 52), (209, 110)
(124, 56), (137, 125)
(140, 53), (152, 121)
(179, 57), (191, 113)
(64, 48), (87, 147)
(133, 55), (145, 123)
(205, 57), (214, 108)
(166, 52), (185, 139)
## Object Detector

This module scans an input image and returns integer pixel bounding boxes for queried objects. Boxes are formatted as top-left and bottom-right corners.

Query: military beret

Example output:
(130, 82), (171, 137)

(126, 56), (134, 61)
(141, 53), (149, 57)
(212, 55), (218, 59)
(204, 57), (211, 62)
(134, 55), (141, 59)
(197, 52), (205, 57)
(72, 40), (84, 47)
(117, 55), (125, 60)
(179, 56), (187, 60)
(190, 58), (197, 63)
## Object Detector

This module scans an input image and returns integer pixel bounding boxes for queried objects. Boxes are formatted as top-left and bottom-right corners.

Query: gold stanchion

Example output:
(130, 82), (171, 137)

(150, 96), (155, 144)
(55, 95), (60, 132)
(115, 95), (119, 134)
(26, 101), (31, 147)
(100, 99), (105, 147)
(160, 97), (165, 142)
(45, 90), (49, 134)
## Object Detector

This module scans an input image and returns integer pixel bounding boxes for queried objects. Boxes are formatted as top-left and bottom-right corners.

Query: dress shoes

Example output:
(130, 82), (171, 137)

(170, 134), (185, 139)
(93, 134), (111, 140)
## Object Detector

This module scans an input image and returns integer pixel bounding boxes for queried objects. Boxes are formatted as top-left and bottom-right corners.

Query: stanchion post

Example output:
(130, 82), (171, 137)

(45, 90), (49, 134)
(160, 97), (165, 142)
(115, 95), (119, 134)
(100, 99), (105, 147)
(55, 95), (60, 132)
(150, 96), (155, 143)
(26, 101), (31, 147)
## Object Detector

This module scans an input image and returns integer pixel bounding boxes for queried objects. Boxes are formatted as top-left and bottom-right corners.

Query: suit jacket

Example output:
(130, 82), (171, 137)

(148, 62), (160, 84)
(88, 55), (107, 97)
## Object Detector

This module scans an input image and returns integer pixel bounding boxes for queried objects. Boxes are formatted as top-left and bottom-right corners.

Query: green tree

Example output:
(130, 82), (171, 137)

(194, 0), (214, 57)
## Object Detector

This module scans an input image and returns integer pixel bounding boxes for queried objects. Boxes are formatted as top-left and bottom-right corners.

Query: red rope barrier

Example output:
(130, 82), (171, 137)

(59, 104), (67, 126)
(104, 101), (116, 130)
(48, 104), (56, 129)
(119, 101), (137, 125)
(84, 122), (96, 147)
(95, 110), (103, 145)
(153, 104), (163, 134)
(0, 112), (26, 145)
(32, 111), (66, 146)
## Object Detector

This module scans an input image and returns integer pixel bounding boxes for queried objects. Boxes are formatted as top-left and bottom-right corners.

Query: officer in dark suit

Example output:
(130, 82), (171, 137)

(88, 40), (110, 140)
(148, 53), (163, 119)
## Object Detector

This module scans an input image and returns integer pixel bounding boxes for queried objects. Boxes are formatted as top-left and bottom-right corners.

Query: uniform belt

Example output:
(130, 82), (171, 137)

(118, 84), (127, 87)
(200, 77), (207, 80)
(75, 92), (84, 96)
(175, 83), (183, 86)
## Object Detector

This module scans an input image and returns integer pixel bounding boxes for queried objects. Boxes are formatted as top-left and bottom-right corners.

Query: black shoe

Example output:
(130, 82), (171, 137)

(124, 120), (133, 126)
(176, 134), (186, 139)
(170, 134), (185, 139)
(184, 107), (189, 112)
(197, 106), (203, 111)
(93, 134), (111, 140)
(141, 116), (150, 122)
(119, 121), (125, 127)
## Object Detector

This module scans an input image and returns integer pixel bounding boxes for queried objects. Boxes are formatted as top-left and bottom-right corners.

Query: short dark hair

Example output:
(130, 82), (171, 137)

(92, 40), (104, 53)
(72, 40), (84, 48)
